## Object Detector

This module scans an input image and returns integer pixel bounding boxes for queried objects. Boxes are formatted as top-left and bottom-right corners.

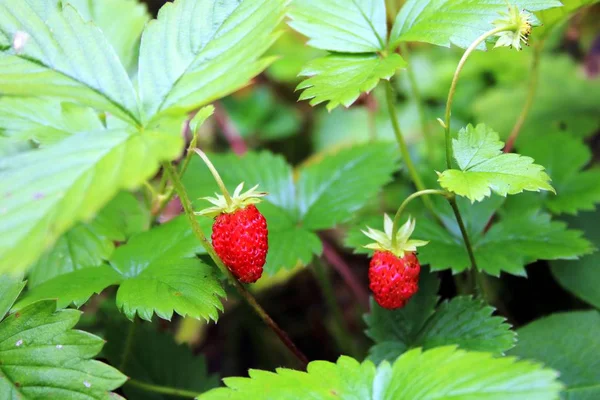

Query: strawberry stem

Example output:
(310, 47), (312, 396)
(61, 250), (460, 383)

(162, 161), (309, 369)
(391, 189), (450, 248)
(194, 148), (233, 207)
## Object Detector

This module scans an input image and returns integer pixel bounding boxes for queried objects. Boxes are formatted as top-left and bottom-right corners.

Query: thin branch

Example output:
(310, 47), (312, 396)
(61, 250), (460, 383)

(214, 103), (247, 155)
(126, 379), (201, 399)
(162, 161), (309, 368)
(321, 238), (369, 310)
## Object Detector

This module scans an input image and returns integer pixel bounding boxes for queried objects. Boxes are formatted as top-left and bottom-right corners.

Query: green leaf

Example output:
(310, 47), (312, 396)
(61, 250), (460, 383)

(65, 0), (150, 73)
(184, 143), (397, 272)
(519, 132), (600, 215)
(389, 0), (562, 49)
(138, 0), (285, 124)
(0, 300), (126, 398)
(111, 216), (225, 321)
(27, 191), (150, 287)
(297, 143), (400, 230)
(288, 0), (387, 52)
(365, 270), (514, 364)
(551, 210), (600, 309)
(199, 346), (562, 399)
(438, 124), (554, 203)
(0, 129), (182, 275)
(509, 311), (600, 399)
(0, 274), (25, 320)
(297, 53), (406, 111)
(104, 320), (219, 399)
(16, 217), (226, 321)
(0, 97), (103, 145)
(14, 265), (123, 310)
(0, 0), (141, 124)
(474, 55), (600, 140)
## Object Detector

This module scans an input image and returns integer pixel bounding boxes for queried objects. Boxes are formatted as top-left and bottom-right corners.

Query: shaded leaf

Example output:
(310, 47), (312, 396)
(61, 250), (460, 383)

(509, 311), (600, 400)
(0, 274), (25, 320)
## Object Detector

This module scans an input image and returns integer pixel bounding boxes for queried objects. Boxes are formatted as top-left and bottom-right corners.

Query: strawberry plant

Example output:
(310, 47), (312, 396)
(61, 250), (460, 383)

(1, 0), (599, 398)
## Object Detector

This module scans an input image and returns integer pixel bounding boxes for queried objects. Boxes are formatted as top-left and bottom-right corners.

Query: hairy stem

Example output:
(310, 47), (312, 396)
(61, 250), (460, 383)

(384, 80), (435, 214)
(444, 26), (511, 169)
(391, 189), (449, 248)
(194, 149), (233, 206)
(312, 258), (358, 357)
(400, 42), (434, 159)
(504, 42), (543, 153)
(162, 161), (309, 368)
(119, 319), (136, 371)
(127, 380), (201, 398)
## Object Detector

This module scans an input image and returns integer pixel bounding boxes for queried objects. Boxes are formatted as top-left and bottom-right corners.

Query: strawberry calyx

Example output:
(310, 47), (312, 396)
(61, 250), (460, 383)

(195, 182), (267, 217)
(362, 214), (428, 258)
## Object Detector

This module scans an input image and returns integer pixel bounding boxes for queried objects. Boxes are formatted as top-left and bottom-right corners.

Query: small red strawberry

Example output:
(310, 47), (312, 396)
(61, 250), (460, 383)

(197, 183), (268, 283)
(363, 215), (428, 309)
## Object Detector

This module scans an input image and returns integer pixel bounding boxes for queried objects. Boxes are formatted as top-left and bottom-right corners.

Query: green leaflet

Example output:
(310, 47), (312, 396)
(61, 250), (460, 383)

(0, 300), (126, 398)
(0, 129), (182, 275)
(297, 54), (406, 111)
(138, 0), (286, 124)
(0, 0), (141, 124)
(438, 124), (554, 203)
(509, 311), (600, 399)
(16, 216), (225, 322)
(390, 0), (562, 49)
(199, 346), (562, 399)
(288, 0), (387, 52)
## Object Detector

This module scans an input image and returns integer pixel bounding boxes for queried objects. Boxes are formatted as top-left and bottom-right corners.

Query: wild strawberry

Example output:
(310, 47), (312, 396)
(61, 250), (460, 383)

(197, 183), (268, 283)
(362, 215), (428, 309)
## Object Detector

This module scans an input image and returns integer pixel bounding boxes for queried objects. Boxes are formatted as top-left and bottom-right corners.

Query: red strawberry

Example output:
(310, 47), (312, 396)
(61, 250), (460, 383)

(212, 204), (268, 283)
(197, 182), (268, 283)
(369, 251), (420, 309)
(362, 215), (428, 309)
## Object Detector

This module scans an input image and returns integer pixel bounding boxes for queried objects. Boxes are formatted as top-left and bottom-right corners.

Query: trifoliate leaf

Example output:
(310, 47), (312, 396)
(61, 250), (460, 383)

(288, 0), (387, 52)
(0, 129), (182, 275)
(64, 0), (150, 74)
(15, 217), (225, 322)
(0, 300), (126, 398)
(474, 55), (600, 140)
(183, 144), (398, 273)
(365, 270), (514, 364)
(509, 311), (600, 399)
(0, 97), (103, 145)
(0, 0), (141, 124)
(551, 210), (600, 309)
(297, 143), (399, 230)
(519, 132), (600, 215)
(438, 124), (554, 202)
(199, 346), (562, 399)
(27, 191), (150, 287)
(104, 320), (219, 399)
(389, 0), (562, 50)
(138, 0), (285, 125)
(297, 53), (406, 111)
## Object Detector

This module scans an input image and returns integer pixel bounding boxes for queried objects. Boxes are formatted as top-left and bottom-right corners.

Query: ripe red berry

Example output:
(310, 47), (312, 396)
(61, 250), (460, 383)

(212, 205), (268, 283)
(369, 251), (420, 309)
